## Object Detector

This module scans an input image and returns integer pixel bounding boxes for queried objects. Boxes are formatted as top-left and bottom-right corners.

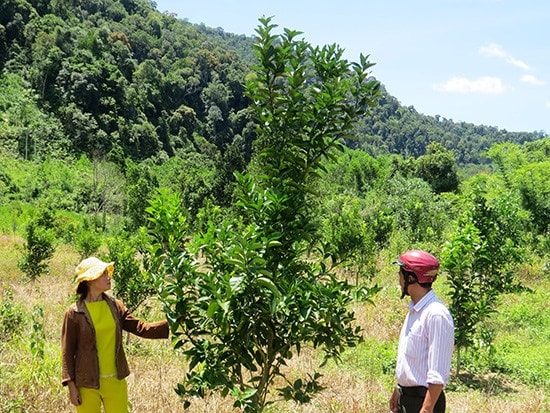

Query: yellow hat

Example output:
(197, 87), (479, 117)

(74, 257), (114, 288)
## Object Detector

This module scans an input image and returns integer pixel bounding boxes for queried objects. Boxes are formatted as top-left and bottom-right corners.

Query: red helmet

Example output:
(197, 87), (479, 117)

(394, 250), (439, 283)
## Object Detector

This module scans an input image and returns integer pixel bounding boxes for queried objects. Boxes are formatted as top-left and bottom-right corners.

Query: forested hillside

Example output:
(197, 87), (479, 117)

(1, 0), (545, 170)
(352, 89), (545, 164)
(1, 0), (254, 164)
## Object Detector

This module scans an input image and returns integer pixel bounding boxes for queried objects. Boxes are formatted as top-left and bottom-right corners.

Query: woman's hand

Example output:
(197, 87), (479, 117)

(68, 381), (82, 406)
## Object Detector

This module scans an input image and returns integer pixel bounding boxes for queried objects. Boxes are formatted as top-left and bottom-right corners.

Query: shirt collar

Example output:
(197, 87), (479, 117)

(409, 289), (436, 312)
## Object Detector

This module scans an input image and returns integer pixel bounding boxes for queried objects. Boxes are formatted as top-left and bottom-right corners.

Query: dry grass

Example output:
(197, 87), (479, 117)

(1, 236), (548, 412)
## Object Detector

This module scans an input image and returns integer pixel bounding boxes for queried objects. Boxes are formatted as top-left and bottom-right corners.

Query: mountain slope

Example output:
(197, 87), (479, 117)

(0, 0), (544, 165)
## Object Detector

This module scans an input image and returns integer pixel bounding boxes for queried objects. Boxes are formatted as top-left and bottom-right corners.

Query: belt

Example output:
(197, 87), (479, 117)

(397, 385), (428, 397)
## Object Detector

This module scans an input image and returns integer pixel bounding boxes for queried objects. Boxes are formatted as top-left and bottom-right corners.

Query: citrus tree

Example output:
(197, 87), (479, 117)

(442, 188), (527, 374)
(147, 17), (380, 412)
(18, 207), (56, 280)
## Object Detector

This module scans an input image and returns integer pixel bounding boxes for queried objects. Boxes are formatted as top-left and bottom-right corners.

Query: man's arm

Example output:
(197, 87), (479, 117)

(389, 387), (399, 413)
(420, 383), (444, 413)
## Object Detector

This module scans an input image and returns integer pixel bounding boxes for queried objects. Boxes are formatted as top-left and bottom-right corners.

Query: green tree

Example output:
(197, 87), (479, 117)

(415, 141), (459, 193)
(167, 150), (220, 219)
(320, 148), (385, 197)
(88, 158), (126, 228)
(75, 227), (101, 258)
(18, 208), (56, 280)
(317, 194), (379, 284)
(148, 17), (381, 412)
(125, 159), (159, 230)
(488, 140), (550, 236)
(515, 162), (550, 236)
(442, 188), (527, 374)
(0, 73), (68, 159)
(384, 174), (450, 243)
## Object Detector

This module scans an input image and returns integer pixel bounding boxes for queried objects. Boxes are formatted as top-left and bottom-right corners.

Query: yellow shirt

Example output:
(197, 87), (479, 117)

(86, 300), (117, 378)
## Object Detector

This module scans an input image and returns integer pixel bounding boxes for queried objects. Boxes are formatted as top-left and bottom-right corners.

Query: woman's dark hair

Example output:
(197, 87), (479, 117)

(76, 281), (88, 301)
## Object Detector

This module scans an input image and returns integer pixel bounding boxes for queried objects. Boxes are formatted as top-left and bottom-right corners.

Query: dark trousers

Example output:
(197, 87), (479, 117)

(397, 386), (446, 413)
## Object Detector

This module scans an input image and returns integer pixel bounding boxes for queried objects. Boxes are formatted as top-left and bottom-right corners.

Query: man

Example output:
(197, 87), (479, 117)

(389, 250), (454, 413)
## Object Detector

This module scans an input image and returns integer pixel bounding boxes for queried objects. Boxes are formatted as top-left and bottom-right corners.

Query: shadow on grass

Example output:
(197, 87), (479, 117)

(447, 372), (518, 395)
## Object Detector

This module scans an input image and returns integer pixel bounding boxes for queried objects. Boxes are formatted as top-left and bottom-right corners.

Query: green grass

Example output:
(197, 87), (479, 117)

(329, 338), (396, 383)
(1, 236), (549, 412)
(448, 276), (550, 392)
(491, 281), (550, 387)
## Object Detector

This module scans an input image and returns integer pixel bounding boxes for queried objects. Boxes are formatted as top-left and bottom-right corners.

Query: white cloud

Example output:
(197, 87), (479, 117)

(521, 74), (546, 86)
(433, 76), (506, 94)
(479, 43), (531, 71)
(480, 43), (507, 58)
(546, 101), (550, 109)
(508, 57), (531, 71)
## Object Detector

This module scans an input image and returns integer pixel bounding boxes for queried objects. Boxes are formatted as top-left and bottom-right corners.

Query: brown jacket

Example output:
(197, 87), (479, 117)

(61, 293), (169, 389)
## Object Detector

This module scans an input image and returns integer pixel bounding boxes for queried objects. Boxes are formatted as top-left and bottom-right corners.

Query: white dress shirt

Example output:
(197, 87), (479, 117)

(395, 289), (454, 387)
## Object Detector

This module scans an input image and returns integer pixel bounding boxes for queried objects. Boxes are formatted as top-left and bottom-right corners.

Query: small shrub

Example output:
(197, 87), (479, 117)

(18, 208), (56, 280)
(0, 288), (26, 340)
(75, 229), (101, 258)
(30, 305), (45, 359)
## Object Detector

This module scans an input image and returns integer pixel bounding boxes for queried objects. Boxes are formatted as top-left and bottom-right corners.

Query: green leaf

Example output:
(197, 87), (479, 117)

(256, 276), (281, 298)
(230, 275), (245, 293)
(219, 300), (230, 314)
(206, 301), (219, 318)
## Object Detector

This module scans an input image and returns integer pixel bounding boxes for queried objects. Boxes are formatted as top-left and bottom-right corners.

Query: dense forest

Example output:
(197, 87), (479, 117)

(1, 1), (549, 412)
(1, 0), (545, 168)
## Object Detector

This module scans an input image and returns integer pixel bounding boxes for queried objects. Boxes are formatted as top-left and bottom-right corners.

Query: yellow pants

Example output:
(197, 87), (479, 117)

(76, 377), (129, 413)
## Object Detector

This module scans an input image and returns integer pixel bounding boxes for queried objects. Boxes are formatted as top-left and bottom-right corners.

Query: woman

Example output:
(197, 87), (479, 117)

(61, 256), (169, 412)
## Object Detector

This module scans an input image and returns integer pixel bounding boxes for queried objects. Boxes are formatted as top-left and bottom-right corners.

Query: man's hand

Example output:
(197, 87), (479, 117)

(389, 387), (399, 412)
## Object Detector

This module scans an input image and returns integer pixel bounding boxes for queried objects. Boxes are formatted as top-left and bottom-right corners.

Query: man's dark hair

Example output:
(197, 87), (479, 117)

(401, 268), (433, 289)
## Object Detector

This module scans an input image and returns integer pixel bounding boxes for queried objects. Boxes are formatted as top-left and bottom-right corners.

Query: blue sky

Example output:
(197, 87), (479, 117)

(154, 0), (549, 133)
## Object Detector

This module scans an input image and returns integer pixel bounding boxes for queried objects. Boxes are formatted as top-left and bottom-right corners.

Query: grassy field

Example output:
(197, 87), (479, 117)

(0, 235), (548, 412)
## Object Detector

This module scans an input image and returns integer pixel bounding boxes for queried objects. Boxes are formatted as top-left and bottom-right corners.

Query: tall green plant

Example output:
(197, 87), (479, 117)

(30, 305), (45, 359)
(75, 223), (101, 258)
(317, 194), (378, 284)
(18, 208), (56, 280)
(0, 288), (25, 340)
(125, 159), (159, 231)
(442, 189), (526, 375)
(148, 17), (381, 412)
(415, 142), (459, 193)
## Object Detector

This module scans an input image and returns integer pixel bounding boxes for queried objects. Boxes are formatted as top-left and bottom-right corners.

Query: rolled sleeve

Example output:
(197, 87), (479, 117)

(116, 300), (169, 339)
(427, 312), (454, 385)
